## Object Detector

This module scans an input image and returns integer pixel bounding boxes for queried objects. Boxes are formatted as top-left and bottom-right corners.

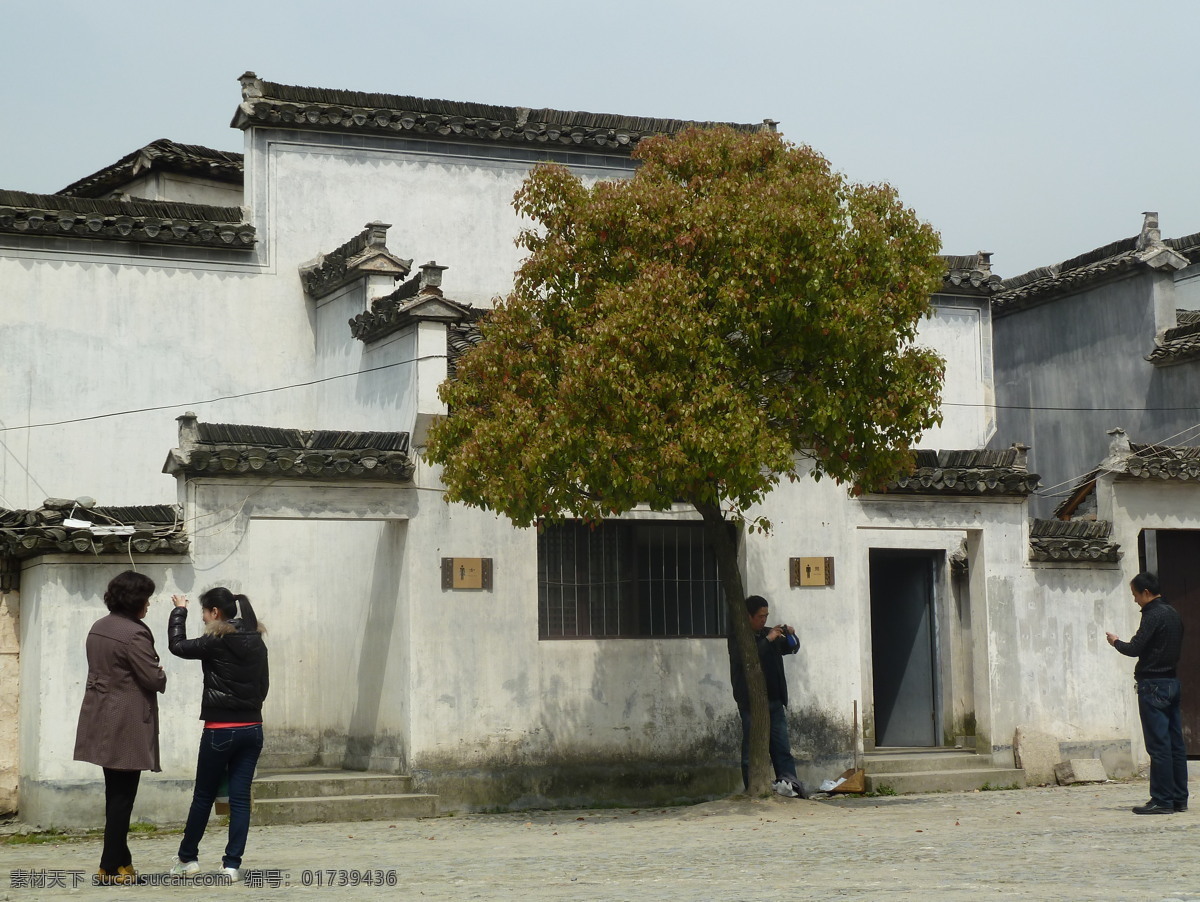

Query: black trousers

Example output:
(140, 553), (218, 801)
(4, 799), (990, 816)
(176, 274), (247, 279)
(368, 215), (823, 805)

(100, 768), (141, 873)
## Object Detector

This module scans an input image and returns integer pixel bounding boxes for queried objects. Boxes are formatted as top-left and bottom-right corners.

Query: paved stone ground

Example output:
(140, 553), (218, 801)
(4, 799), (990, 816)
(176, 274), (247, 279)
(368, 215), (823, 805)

(1, 778), (1198, 901)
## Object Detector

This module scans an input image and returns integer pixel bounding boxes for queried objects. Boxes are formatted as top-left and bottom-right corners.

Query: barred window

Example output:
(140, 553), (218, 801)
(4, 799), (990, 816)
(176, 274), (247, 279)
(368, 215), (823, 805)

(538, 520), (728, 639)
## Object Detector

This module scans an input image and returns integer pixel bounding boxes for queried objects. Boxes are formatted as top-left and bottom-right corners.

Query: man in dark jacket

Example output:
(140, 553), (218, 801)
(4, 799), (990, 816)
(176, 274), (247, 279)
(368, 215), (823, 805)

(730, 594), (800, 789)
(1107, 571), (1187, 815)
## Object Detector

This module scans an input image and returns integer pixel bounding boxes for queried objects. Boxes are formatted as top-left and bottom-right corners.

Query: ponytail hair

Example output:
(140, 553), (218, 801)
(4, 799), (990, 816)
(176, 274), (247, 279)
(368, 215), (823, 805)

(199, 586), (260, 631)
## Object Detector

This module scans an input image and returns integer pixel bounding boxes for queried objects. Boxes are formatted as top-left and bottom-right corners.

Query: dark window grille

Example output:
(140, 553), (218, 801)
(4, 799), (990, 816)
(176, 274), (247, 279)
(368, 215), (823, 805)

(538, 520), (727, 639)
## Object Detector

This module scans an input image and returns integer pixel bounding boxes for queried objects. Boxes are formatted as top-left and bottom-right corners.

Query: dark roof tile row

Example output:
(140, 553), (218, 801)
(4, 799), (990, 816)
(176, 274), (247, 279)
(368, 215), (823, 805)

(0, 503), (187, 560)
(0, 190), (254, 248)
(1028, 518), (1120, 563)
(1125, 443), (1200, 479)
(165, 417), (413, 482)
(884, 448), (1040, 497)
(232, 72), (768, 154)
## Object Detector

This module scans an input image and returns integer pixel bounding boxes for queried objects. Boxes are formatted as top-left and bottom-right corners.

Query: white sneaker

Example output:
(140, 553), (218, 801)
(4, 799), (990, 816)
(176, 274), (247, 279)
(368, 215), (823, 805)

(223, 867), (242, 883)
(169, 859), (200, 876)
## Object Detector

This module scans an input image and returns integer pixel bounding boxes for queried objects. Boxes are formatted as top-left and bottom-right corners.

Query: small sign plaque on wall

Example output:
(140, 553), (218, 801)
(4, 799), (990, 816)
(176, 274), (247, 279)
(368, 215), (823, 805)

(790, 557), (834, 587)
(441, 557), (493, 591)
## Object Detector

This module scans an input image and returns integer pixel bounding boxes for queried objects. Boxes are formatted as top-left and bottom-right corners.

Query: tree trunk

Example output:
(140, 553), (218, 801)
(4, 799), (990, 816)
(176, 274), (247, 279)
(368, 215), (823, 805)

(696, 500), (774, 797)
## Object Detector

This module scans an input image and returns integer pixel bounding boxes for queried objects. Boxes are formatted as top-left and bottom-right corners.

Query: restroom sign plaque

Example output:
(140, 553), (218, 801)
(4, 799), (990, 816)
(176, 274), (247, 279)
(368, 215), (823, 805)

(441, 557), (494, 591)
(790, 557), (834, 587)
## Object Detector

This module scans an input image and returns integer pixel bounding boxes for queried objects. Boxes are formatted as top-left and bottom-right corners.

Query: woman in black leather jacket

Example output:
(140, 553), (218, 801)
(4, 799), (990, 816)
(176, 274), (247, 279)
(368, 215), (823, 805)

(167, 587), (268, 882)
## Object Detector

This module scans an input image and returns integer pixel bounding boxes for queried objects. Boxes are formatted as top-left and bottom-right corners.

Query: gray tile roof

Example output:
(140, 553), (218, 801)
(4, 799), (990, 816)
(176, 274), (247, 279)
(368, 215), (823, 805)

(1028, 518), (1120, 563)
(992, 216), (1200, 318)
(0, 500), (187, 561)
(0, 190), (255, 248)
(939, 252), (1003, 295)
(232, 72), (771, 155)
(1145, 309), (1200, 366)
(164, 415), (414, 482)
(884, 448), (1041, 496)
(1125, 442), (1200, 479)
(992, 242), (1144, 316)
(57, 139), (244, 198)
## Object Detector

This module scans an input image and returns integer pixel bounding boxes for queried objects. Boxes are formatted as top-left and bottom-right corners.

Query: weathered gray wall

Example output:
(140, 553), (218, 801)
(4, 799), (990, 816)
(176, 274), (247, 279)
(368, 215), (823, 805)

(992, 266), (1200, 517)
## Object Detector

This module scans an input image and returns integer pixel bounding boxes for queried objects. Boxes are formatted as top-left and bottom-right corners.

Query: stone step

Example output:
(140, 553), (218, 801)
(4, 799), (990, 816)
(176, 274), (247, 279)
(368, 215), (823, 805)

(254, 769), (415, 800)
(865, 768), (1027, 795)
(862, 752), (998, 774)
(253, 792), (438, 826)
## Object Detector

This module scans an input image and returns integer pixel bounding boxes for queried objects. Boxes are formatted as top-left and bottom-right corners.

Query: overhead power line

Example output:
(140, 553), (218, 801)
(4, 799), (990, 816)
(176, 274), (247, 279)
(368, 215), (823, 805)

(0, 354), (447, 434)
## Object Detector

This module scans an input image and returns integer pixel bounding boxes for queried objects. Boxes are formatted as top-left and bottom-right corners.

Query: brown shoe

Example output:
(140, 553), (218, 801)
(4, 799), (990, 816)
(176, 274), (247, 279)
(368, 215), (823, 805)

(94, 865), (145, 886)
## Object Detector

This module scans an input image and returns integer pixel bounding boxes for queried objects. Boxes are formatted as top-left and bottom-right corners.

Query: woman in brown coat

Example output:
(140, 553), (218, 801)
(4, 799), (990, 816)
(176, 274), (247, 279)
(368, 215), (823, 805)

(73, 570), (166, 885)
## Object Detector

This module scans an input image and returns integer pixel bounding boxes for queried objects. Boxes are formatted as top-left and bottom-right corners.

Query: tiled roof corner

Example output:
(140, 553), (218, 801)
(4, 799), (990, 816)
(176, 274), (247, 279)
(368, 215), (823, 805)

(301, 221), (412, 299)
(163, 414), (414, 482)
(1145, 309), (1200, 366)
(0, 190), (255, 249)
(57, 139), (244, 198)
(0, 500), (188, 562)
(1029, 518), (1120, 563)
(231, 72), (771, 154)
(883, 446), (1041, 496)
(939, 252), (1003, 295)
(349, 261), (477, 344)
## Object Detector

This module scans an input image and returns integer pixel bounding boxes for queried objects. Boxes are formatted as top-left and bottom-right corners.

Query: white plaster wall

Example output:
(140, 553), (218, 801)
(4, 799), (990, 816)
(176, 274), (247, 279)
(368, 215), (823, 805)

(1010, 566), (1135, 749)
(916, 299), (995, 450)
(0, 592), (19, 812)
(402, 487), (738, 769)
(254, 133), (634, 309)
(180, 478), (422, 770)
(17, 557), (192, 786)
(114, 172), (244, 207)
(310, 282), (423, 433)
(743, 472), (861, 748)
(0, 253), (315, 509)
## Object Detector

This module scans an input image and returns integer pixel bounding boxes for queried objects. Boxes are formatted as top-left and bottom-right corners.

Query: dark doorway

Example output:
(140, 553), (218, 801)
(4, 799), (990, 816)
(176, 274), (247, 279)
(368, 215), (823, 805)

(1148, 530), (1200, 755)
(870, 550), (939, 747)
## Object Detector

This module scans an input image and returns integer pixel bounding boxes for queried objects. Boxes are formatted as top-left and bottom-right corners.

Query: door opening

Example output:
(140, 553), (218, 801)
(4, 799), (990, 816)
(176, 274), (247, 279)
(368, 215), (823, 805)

(870, 549), (941, 747)
(1142, 529), (1200, 756)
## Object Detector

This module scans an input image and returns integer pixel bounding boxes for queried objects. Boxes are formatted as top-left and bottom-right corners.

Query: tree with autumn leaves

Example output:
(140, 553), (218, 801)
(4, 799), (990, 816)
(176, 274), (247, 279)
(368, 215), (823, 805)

(425, 126), (945, 797)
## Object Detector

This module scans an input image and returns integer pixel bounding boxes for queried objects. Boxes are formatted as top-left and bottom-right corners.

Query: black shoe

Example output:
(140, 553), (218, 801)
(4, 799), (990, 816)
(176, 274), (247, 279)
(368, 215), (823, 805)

(1175, 801), (1188, 812)
(1132, 800), (1176, 815)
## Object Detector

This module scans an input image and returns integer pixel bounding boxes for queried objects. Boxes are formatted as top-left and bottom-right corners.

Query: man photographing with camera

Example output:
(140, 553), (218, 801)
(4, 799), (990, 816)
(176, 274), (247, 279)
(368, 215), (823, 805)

(730, 595), (800, 791)
(1106, 571), (1187, 815)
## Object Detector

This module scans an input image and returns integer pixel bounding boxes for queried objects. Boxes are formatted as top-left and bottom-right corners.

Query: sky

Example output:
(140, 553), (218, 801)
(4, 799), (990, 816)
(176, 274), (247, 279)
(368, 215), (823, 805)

(3, 0), (1198, 278)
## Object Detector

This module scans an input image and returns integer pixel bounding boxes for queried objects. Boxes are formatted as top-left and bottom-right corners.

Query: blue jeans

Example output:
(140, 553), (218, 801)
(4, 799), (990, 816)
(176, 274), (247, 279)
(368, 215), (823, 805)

(178, 725), (263, 870)
(740, 701), (797, 787)
(1137, 678), (1188, 808)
